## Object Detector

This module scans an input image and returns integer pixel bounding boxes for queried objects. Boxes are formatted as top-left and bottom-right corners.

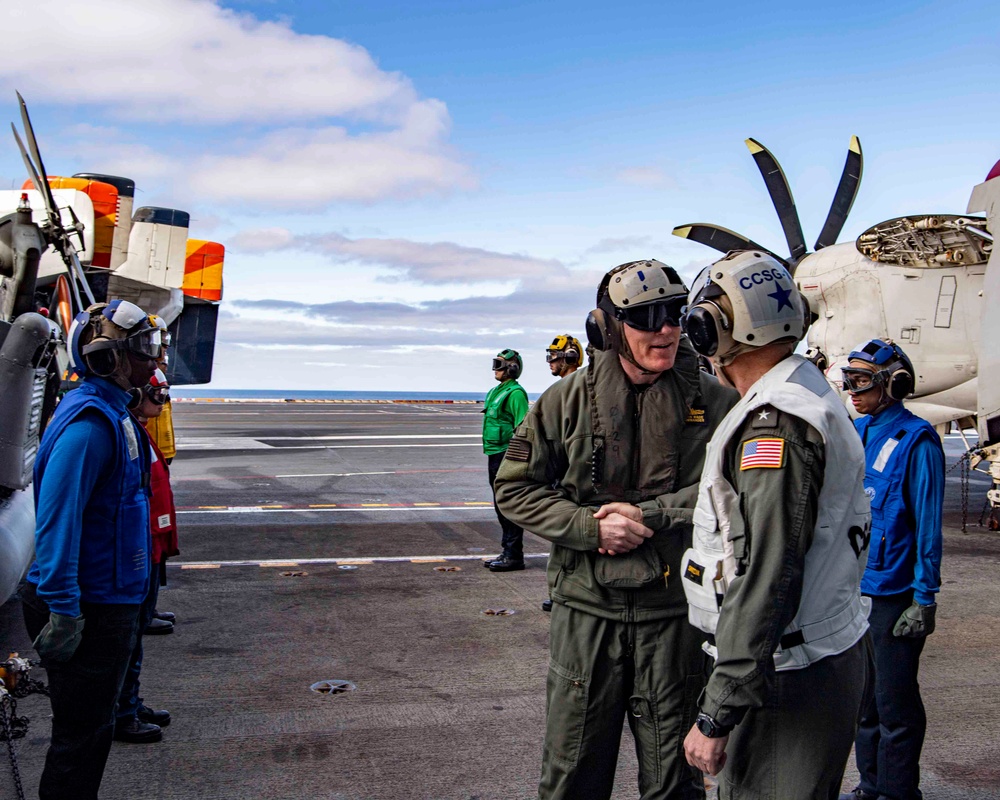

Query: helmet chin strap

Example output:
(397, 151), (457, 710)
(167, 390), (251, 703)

(871, 384), (895, 414)
(612, 319), (659, 376)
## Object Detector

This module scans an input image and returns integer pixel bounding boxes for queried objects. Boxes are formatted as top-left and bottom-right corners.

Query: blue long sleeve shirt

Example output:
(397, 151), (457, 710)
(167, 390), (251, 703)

(31, 411), (116, 616)
(29, 377), (151, 616)
(862, 402), (944, 605)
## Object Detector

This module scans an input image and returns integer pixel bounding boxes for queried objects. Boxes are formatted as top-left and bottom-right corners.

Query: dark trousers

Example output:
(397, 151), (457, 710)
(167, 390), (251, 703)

(855, 592), (926, 800)
(20, 581), (140, 800)
(117, 562), (162, 720)
(719, 636), (871, 800)
(488, 451), (524, 561)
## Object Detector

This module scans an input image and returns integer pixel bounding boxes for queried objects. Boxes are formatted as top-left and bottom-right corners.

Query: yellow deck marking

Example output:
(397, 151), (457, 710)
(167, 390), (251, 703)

(337, 559), (375, 565)
(463, 501), (492, 506)
(411, 557), (447, 563)
(261, 505), (285, 509)
(361, 503), (389, 507)
(413, 502), (440, 506)
(181, 563), (220, 570)
(260, 562), (300, 568)
(309, 503), (338, 508)
(199, 505), (227, 510)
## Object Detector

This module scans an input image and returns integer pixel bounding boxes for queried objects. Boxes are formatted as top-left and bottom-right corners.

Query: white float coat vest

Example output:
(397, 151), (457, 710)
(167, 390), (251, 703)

(681, 355), (872, 671)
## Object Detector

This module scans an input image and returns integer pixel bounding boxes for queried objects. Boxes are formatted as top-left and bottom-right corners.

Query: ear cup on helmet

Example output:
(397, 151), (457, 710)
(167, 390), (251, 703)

(887, 369), (914, 401)
(682, 304), (724, 357)
(126, 387), (142, 410)
(586, 309), (611, 351)
(563, 347), (581, 367)
(86, 348), (120, 377)
(507, 360), (521, 380)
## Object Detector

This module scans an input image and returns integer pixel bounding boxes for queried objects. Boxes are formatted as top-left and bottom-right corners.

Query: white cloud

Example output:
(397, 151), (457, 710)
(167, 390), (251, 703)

(230, 228), (565, 283)
(7, 1), (416, 125)
(4, 0), (473, 206)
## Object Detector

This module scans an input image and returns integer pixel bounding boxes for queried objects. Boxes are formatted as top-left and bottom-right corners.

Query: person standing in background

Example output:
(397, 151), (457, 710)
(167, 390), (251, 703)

(482, 349), (530, 573)
(840, 339), (944, 800)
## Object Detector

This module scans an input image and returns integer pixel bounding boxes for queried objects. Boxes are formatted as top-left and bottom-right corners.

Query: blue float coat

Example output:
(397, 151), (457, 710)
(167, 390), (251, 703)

(855, 402), (943, 605)
(28, 377), (151, 617)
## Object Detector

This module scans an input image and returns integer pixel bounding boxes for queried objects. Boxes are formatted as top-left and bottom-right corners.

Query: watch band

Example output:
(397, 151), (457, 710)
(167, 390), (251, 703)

(695, 712), (733, 738)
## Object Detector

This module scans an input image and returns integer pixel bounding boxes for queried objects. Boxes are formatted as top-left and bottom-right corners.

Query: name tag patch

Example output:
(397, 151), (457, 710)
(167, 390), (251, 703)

(740, 438), (785, 470)
(686, 408), (706, 424)
(157, 513), (171, 529)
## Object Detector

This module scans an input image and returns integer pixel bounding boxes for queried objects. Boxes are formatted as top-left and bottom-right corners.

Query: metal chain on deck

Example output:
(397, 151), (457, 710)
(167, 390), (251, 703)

(946, 450), (972, 532)
(0, 687), (28, 800)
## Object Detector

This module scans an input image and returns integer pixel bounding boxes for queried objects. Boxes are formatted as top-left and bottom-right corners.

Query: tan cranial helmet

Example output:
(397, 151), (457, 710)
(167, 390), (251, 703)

(682, 250), (807, 367)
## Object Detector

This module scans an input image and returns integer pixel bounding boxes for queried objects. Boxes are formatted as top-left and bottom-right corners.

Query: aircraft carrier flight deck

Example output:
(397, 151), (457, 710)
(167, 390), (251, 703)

(1, 400), (998, 799)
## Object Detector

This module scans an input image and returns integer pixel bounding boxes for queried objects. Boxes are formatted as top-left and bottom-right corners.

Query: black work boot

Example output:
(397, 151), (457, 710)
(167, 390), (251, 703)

(488, 555), (525, 572)
(143, 617), (174, 636)
(137, 704), (171, 727)
(838, 789), (879, 800)
(114, 716), (163, 743)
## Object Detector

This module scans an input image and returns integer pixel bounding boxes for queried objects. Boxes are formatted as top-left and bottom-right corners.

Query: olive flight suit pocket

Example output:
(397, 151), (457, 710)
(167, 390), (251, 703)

(594, 542), (663, 588)
(545, 659), (590, 766)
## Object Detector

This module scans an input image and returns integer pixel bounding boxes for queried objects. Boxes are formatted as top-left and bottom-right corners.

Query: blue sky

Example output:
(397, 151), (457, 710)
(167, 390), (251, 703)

(2, 0), (998, 392)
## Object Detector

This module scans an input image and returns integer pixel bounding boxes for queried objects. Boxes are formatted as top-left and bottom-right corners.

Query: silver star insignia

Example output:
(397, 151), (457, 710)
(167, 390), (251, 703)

(757, 409), (770, 422)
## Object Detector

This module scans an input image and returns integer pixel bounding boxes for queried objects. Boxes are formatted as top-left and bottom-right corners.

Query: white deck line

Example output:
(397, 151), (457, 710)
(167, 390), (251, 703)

(176, 505), (495, 515)
(170, 552), (549, 568)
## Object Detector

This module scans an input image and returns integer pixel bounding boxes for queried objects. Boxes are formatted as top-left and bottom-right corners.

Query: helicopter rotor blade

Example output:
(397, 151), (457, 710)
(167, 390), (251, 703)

(672, 223), (790, 268)
(17, 92), (61, 227)
(814, 135), (863, 251)
(745, 138), (807, 264)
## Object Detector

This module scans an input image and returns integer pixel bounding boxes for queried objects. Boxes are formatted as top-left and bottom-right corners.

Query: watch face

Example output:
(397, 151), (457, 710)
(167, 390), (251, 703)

(696, 715), (715, 737)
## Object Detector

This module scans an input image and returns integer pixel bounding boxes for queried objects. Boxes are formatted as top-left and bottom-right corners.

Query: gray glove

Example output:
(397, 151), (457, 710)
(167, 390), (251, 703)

(892, 602), (936, 638)
(33, 613), (85, 662)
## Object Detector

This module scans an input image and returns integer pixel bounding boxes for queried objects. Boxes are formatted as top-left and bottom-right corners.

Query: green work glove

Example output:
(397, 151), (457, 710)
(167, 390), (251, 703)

(892, 602), (936, 638)
(33, 613), (85, 662)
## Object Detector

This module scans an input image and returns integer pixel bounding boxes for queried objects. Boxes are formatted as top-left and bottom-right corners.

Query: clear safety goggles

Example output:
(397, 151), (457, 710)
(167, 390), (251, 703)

(492, 358), (507, 371)
(124, 328), (163, 361)
(145, 384), (170, 405)
(616, 296), (686, 332)
(545, 351), (566, 363)
(841, 367), (880, 394)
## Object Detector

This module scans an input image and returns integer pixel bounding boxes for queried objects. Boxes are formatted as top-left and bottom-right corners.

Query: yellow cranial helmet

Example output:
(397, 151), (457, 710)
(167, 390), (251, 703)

(545, 334), (583, 367)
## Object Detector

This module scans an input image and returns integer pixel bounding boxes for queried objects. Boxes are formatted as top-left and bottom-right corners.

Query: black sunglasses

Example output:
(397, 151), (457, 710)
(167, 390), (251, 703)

(616, 297), (686, 332)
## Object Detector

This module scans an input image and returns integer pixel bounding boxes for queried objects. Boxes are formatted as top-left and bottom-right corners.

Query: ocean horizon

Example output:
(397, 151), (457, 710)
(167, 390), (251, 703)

(172, 388), (543, 401)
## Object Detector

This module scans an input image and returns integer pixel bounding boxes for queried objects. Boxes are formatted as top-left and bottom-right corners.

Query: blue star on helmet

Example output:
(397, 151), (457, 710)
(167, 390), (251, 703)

(767, 283), (794, 312)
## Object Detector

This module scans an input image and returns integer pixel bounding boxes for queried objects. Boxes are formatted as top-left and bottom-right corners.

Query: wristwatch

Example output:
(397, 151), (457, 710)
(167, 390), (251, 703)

(695, 712), (733, 738)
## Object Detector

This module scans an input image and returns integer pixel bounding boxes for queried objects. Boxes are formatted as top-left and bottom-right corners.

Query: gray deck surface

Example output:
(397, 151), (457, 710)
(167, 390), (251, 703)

(1, 401), (997, 799)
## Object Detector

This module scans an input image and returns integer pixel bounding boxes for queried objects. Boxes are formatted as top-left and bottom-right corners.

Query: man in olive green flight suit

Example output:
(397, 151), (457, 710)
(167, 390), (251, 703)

(495, 261), (738, 800)
(680, 251), (872, 799)
(483, 349), (531, 572)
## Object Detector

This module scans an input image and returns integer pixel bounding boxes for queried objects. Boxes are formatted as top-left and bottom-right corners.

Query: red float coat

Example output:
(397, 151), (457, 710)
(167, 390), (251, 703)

(146, 431), (179, 564)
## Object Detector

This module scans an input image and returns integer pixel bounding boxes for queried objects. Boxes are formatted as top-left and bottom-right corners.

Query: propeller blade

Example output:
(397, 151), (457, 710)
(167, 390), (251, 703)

(11, 124), (46, 203)
(814, 135), (863, 251)
(672, 223), (789, 267)
(17, 92), (61, 227)
(745, 138), (807, 263)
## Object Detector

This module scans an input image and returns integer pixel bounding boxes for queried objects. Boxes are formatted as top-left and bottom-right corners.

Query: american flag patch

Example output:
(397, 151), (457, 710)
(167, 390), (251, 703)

(740, 438), (785, 470)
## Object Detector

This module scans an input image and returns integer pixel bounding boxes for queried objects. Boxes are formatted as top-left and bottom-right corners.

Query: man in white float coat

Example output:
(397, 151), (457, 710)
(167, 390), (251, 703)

(679, 251), (872, 798)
